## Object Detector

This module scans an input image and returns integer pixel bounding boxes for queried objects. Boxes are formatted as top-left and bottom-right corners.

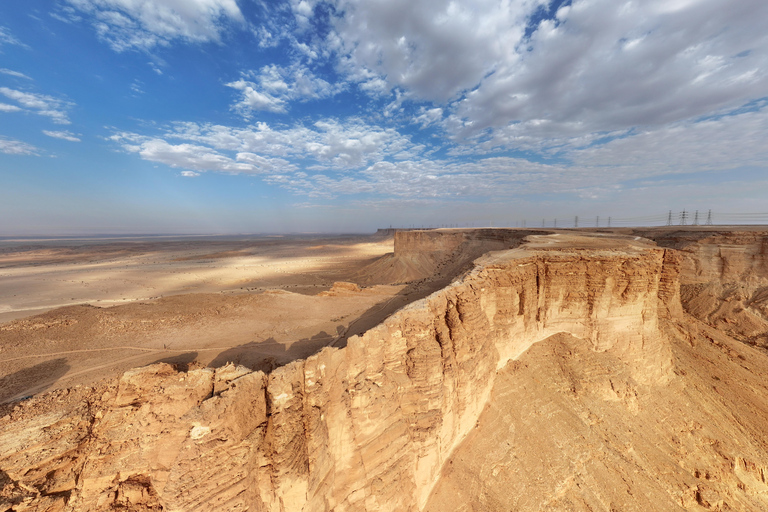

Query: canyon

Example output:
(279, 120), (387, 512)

(2, 228), (768, 511)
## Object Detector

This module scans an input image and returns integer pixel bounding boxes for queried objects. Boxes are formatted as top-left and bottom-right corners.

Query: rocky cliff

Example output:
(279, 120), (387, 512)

(0, 233), (681, 511)
(355, 228), (545, 285)
(642, 229), (768, 349)
(3, 231), (767, 511)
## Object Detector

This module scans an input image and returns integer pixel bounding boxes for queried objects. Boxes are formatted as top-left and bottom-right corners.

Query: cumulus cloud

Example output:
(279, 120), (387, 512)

(227, 64), (344, 115)
(413, 107), (443, 128)
(0, 103), (22, 112)
(111, 98), (768, 202)
(323, 0), (537, 102)
(451, 0), (768, 139)
(307, 0), (768, 145)
(64, 0), (244, 51)
(163, 117), (414, 169)
(0, 87), (73, 124)
(109, 132), (297, 175)
(107, 118), (564, 198)
(43, 130), (81, 142)
(0, 137), (39, 155)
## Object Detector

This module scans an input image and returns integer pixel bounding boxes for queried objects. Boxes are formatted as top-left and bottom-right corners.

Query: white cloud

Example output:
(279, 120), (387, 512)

(227, 64), (344, 116)
(43, 130), (82, 142)
(450, 0), (768, 139)
(109, 132), (297, 175)
(130, 80), (144, 95)
(180, 170), (200, 177)
(413, 107), (443, 128)
(110, 98), (768, 203)
(309, 0), (768, 146)
(323, 0), (537, 102)
(227, 79), (286, 113)
(0, 87), (73, 124)
(0, 137), (39, 155)
(65, 0), (244, 51)
(163, 117), (415, 169)
(0, 26), (29, 49)
(0, 68), (31, 79)
(569, 103), (768, 174)
(0, 103), (22, 112)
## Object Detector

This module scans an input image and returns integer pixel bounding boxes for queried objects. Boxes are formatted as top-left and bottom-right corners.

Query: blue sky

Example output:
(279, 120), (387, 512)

(1, 0), (767, 234)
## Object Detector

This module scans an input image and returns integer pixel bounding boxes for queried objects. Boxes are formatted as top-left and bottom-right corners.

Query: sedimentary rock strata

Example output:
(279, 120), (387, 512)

(2, 231), (768, 511)
(647, 230), (768, 349)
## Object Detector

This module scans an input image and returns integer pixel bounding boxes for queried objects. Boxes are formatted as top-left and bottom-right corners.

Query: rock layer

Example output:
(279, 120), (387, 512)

(645, 230), (768, 349)
(0, 231), (760, 511)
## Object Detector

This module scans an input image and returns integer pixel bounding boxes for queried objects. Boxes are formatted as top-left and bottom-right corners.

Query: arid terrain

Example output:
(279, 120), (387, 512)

(2, 227), (768, 511)
(0, 233), (403, 403)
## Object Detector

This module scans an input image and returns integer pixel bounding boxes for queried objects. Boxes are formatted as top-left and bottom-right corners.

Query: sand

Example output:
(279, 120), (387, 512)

(0, 234), (400, 402)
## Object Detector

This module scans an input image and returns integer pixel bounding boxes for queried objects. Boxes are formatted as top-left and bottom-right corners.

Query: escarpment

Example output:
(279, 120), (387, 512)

(1, 233), (680, 510)
(643, 229), (768, 349)
(354, 228), (547, 285)
(4, 231), (768, 511)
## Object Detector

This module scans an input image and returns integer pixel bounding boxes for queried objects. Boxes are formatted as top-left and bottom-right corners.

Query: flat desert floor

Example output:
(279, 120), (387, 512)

(0, 234), (403, 403)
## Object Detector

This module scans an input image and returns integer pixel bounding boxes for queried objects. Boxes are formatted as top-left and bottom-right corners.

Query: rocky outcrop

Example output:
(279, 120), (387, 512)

(0, 233), (685, 511)
(644, 230), (768, 349)
(356, 228), (546, 285)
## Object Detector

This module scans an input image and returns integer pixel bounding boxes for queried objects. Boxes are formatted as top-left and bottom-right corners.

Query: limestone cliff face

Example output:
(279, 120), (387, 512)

(653, 231), (768, 286)
(356, 228), (544, 285)
(646, 230), (768, 349)
(0, 234), (682, 511)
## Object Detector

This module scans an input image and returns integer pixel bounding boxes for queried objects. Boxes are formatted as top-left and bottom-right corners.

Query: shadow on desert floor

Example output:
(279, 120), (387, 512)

(184, 254), (486, 378)
(186, 276), (469, 378)
(205, 329), (345, 374)
(0, 358), (70, 403)
(150, 351), (199, 372)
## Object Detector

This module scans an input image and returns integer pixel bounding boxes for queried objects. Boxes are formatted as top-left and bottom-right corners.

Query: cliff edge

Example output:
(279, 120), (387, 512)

(2, 232), (768, 511)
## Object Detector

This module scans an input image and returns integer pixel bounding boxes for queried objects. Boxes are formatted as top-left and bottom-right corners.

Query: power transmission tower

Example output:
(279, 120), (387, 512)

(596, 216), (599, 228)
(667, 210), (673, 226)
(554, 219), (557, 228)
(706, 209), (713, 225)
(542, 219), (545, 228)
(574, 216), (579, 228)
(693, 210), (699, 225)
(522, 219), (526, 228)
(680, 210), (688, 226)
(608, 217), (611, 227)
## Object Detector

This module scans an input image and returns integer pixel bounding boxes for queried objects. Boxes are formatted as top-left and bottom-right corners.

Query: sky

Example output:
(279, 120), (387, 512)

(0, 0), (767, 235)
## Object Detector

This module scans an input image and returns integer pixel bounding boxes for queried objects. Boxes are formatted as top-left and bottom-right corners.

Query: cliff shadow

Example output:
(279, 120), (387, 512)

(149, 351), (199, 372)
(0, 358), (70, 403)
(336, 231), (543, 347)
(207, 330), (339, 374)
(333, 229), (552, 347)
(335, 247), (497, 347)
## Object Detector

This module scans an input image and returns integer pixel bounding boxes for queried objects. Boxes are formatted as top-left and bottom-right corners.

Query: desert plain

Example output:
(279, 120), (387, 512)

(2, 226), (768, 511)
(0, 233), (411, 403)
